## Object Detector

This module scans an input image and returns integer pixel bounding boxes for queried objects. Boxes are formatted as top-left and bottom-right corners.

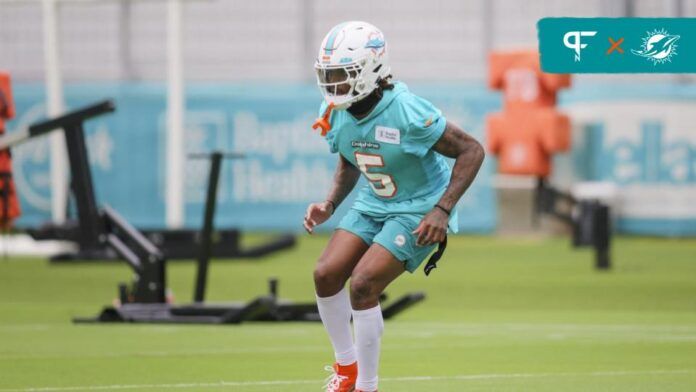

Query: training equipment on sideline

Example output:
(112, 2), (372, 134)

(9, 100), (295, 262)
(77, 149), (424, 324)
(486, 51), (612, 270)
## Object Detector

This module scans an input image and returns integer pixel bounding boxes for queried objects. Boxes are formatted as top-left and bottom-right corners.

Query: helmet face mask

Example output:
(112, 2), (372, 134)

(315, 63), (362, 108)
(315, 21), (390, 110)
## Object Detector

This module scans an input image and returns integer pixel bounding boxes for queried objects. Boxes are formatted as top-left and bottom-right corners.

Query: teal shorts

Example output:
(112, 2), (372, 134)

(336, 208), (438, 273)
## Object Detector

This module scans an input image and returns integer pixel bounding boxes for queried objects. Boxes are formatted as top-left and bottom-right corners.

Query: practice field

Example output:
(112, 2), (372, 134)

(1, 235), (695, 391)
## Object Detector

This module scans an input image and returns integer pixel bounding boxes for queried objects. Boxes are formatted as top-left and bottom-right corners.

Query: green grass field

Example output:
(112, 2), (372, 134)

(1, 234), (695, 391)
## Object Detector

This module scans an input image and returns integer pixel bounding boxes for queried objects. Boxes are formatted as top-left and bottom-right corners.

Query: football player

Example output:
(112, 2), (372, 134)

(305, 21), (485, 392)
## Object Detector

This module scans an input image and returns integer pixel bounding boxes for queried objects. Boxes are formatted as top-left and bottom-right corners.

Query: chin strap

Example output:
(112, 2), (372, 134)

(312, 103), (335, 137)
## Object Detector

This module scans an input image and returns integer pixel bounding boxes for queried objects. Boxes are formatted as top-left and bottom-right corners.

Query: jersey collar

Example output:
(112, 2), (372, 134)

(353, 81), (408, 126)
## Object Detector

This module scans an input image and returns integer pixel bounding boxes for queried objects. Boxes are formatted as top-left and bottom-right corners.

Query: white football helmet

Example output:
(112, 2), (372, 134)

(315, 21), (391, 110)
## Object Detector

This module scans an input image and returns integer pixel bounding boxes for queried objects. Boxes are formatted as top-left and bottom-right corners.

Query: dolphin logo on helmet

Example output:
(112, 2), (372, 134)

(364, 32), (386, 56)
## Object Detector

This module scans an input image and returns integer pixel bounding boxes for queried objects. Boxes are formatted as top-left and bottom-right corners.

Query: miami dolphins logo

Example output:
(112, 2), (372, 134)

(631, 28), (680, 65)
(365, 31), (386, 56)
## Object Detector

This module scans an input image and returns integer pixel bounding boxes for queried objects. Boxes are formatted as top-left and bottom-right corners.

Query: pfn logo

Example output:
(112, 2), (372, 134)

(563, 31), (597, 61)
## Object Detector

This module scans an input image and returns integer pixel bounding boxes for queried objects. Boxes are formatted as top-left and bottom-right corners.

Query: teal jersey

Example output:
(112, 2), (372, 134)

(321, 82), (458, 232)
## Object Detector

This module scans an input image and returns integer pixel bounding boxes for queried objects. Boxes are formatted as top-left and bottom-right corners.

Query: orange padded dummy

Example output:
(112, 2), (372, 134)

(0, 71), (21, 228)
(486, 51), (571, 177)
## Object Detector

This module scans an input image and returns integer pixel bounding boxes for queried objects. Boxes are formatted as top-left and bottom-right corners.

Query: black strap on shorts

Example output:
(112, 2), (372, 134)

(423, 236), (447, 276)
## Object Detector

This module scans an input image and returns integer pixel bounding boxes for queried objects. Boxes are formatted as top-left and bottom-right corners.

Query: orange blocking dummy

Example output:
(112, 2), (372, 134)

(0, 71), (21, 228)
(486, 50), (571, 177)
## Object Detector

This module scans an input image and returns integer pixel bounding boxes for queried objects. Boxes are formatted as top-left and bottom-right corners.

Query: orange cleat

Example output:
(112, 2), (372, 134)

(323, 361), (357, 392)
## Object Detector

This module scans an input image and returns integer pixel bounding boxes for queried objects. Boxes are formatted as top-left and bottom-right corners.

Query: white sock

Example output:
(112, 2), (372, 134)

(352, 305), (384, 391)
(316, 288), (356, 365)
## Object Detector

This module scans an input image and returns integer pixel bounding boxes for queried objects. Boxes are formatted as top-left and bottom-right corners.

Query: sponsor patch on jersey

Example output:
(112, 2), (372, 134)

(375, 126), (400, 144)
(351, 140), (381, 149)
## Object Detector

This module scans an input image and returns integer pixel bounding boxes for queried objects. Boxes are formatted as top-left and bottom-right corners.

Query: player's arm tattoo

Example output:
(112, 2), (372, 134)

(326, 154), (361, 208)
(431, 121), (485, 212)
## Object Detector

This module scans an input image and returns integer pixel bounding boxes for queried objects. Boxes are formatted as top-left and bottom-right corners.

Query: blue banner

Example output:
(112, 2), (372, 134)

(7, 82), (696, 236)
(7, 83), (498, 234)
(539, 18), (696, 73)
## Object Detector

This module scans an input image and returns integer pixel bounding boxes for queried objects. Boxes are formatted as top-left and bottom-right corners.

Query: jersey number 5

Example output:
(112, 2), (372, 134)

(354, 152), (397, 198)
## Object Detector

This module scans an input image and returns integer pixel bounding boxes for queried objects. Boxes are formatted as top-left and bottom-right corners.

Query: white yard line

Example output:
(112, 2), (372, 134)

(0, 346), (330, 361)
(2, 321), (696, 334)
(388, 322), (696, 333)
(1, 369), (694, 391)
